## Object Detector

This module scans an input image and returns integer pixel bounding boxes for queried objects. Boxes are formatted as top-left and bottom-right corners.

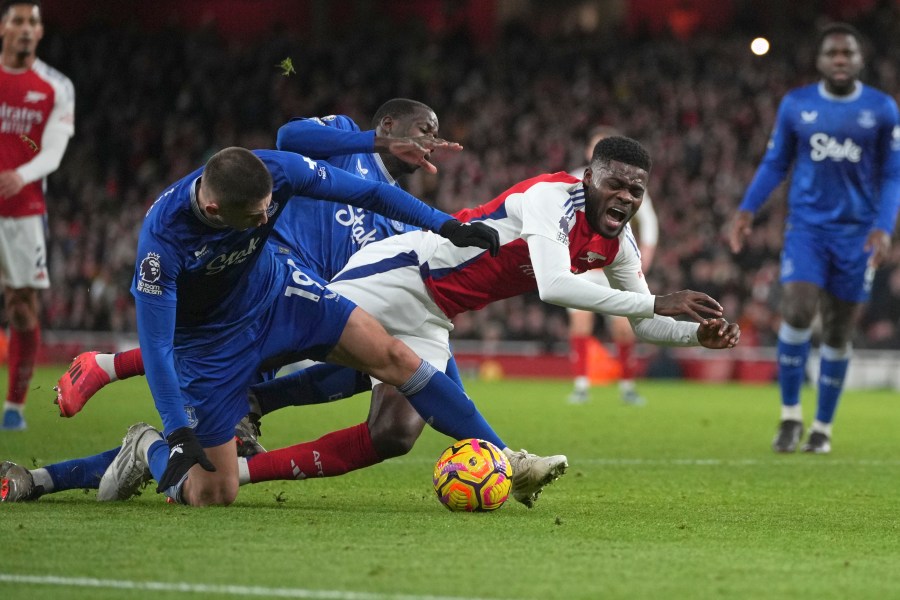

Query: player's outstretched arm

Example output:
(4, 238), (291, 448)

(696, 318), (741, 349)
(378, 136), (463, 175)
(653, 290), (723, 323)
(438, 219), (499, 256)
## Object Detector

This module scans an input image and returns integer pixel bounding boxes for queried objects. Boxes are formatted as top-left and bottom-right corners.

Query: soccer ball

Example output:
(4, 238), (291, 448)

(432, 438), (513, 512)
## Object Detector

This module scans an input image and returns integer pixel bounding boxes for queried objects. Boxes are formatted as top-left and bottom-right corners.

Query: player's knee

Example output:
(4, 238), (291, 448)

(184, 479), (239, 507)
(371, 430), (417, 459)
(5, 298), (36, 330)
(780, 292), (817, 326)
(781, 303), (815, 328)
(384, 338), (418, 372)
(369, 407), (423, 459)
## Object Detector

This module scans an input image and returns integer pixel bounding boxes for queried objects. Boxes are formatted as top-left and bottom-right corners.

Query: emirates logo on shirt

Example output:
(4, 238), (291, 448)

(0, 102), (44, 134)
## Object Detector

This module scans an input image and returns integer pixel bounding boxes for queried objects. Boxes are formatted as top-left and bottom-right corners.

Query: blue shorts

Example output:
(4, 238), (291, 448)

(780, 224), (874, 303)
(175, 258), (357, 447)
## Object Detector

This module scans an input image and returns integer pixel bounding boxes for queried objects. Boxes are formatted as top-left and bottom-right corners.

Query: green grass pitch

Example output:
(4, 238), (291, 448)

(2, 366), (900, 599)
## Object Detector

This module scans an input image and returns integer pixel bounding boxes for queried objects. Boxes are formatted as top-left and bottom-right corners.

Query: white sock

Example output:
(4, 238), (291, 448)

(3, 401), (24, 414)
(94, 353), (118, 382)
(619, 380), (636, 393)
(136, 429), (162, 467)
(781, 404), (802, 422)
(811, 420), (832, 436)
(238, 457), (251, 485)
(31, 468), (54, 492)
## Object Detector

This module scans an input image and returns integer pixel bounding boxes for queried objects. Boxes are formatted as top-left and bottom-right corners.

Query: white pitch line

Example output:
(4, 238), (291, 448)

(0, 574), (511, 600)
(390, 457), (900, 467)
(577, 458), (900, 466)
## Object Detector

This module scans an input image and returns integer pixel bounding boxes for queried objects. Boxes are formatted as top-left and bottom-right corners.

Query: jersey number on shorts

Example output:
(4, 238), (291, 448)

(284, 259), (324, 302)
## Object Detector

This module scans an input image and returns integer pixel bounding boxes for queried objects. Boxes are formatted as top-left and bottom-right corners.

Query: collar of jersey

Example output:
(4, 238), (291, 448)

(818, 80), (862, 103)
(0, 62), (31, 75)
(373, 153), (397, 186)
(190, 176), (228, 229)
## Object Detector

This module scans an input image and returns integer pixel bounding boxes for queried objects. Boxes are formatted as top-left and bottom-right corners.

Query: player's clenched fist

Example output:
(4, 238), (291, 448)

(156, 427), (216, 494)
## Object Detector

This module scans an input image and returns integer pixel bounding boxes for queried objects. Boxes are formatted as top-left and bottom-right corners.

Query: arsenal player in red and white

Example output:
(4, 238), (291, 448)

(0, 0), (74, 430)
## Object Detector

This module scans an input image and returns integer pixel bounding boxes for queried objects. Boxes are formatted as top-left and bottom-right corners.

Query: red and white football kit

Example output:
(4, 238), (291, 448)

(329, 173), (700, 373)
(0, 58), (75, 288)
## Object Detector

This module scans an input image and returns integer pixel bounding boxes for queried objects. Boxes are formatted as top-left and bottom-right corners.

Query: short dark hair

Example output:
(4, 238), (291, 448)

(591, 136), (652, 173)
(371, 98), (433, 129)
(816, 22), (865, 54)
(1, 0), (41, 18)
(202, 147), (272, 210)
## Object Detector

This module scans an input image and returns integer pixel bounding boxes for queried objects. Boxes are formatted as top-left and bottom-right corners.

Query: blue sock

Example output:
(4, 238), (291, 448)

(147, 439), (169, 482)
(252, 363), (372, 415)
(45, 447), (120, 491)
(816, 344), (850, 424)
(397, 361), (504, 448)
(444, 355), (465, 390)
(776, 323), (812, 407)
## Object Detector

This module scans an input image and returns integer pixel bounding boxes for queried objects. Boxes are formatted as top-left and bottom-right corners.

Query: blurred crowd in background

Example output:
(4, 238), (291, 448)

(24, 1), (900, 351)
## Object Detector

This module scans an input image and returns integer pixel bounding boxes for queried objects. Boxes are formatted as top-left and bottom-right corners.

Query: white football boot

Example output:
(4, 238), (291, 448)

(503, 448), (568, 508)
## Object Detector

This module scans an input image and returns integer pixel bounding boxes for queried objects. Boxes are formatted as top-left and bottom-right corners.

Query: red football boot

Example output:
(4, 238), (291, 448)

(54, 351), (111, 417)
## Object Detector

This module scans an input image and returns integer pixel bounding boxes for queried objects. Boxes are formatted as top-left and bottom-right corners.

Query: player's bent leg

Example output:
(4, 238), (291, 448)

(366, 383), (426, 459)
(54, 351), (111, 417)
(179, 439), (240, 507)
(326, 307), (423, 386)
(241, 422), (382, 483)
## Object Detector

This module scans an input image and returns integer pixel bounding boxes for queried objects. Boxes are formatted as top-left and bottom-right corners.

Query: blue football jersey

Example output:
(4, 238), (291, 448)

(133, 149), (447, 332)
(273, 115), (416, 280)
(740, 82), (900, 236)
(131, 149), (452, 433)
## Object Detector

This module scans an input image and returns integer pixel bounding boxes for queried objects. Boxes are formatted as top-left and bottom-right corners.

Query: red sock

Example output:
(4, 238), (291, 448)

(247, 422), (382, 483)
(7, 327), (39, 405)
(113, 348), (145, 379)
(617, 341), (636, 380)
(569, 335), (591, 378)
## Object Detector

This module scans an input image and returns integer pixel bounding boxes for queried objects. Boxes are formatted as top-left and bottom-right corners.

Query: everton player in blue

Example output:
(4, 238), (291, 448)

(138, 147), (504, 506)
(729, 23), (900, 454)
(272, 98), (458, 280)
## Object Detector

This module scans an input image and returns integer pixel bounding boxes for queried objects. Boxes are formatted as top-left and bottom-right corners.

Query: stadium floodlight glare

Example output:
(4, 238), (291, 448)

(751, 37), (770, 56)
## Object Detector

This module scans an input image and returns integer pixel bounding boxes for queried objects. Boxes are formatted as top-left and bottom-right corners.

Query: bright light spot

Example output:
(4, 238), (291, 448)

(751, 37), (770, 56)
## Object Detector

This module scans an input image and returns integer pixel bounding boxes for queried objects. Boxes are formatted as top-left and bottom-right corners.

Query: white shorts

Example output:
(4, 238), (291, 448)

(0, 214), (49, 289)
(329, 231), (452, 379)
